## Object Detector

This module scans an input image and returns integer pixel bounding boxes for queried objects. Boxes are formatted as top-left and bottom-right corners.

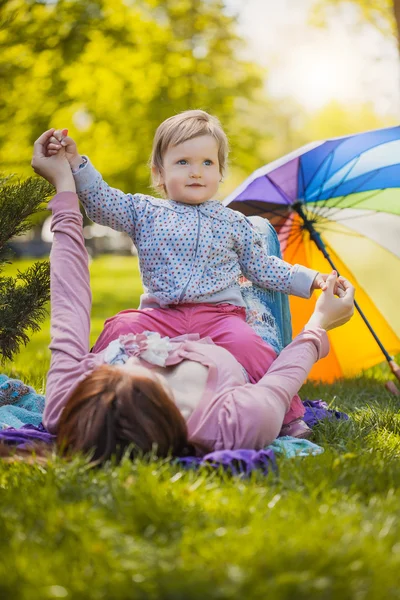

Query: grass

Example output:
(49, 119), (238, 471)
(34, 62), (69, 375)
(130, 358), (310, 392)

(1, 257), (400, 600)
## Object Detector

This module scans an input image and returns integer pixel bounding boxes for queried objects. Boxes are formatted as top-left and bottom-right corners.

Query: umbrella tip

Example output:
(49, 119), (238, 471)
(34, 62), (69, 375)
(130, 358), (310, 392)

(389, 360), (400, 383)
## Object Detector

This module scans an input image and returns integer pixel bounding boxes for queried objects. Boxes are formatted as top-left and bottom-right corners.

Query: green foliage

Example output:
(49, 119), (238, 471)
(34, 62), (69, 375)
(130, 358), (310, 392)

(0, 260), (50, 362)
(0, 176), (53, 255)
(1, 0), (395, 209)
(310, 0), (397, 40)
(295, 100), (397, 143)
(0, 176), (52, 361)
(0, 0), (269, 193)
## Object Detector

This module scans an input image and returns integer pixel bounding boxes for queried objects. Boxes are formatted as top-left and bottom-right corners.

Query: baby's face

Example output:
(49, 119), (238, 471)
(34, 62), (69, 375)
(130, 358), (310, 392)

(157, 135), (221, 204)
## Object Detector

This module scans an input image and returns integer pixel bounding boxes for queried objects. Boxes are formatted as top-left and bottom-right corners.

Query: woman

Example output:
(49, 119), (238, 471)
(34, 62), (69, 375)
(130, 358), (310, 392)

(32, 129), (355, 464)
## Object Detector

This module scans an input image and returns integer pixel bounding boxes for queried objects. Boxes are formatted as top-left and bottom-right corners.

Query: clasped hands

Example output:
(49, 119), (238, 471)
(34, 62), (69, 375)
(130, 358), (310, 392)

(31, 128), (76, 192)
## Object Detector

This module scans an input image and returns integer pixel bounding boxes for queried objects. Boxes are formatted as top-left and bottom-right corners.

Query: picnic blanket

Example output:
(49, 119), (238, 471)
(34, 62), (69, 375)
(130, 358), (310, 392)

(0, 373), (348, 475)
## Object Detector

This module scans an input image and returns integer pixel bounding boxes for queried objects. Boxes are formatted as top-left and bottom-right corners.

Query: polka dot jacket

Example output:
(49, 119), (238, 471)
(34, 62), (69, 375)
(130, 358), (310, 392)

(73, 158), (317, 308)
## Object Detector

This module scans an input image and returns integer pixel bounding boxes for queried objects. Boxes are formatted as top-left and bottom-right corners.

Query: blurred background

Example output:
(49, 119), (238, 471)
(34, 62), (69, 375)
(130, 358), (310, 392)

(1, 0), (399, 254)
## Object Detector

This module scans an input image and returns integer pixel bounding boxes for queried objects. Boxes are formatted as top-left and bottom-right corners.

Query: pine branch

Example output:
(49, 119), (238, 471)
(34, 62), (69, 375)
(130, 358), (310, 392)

(0, 175), (54, 253)
(0, 260), (50, 362)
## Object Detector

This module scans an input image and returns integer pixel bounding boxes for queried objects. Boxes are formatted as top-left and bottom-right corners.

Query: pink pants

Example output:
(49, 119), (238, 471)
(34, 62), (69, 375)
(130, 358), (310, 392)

(93, 303), (305, 424)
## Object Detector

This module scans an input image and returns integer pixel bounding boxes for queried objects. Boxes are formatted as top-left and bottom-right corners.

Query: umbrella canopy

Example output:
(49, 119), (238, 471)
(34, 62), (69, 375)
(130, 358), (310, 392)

(224, 126), (400, 381)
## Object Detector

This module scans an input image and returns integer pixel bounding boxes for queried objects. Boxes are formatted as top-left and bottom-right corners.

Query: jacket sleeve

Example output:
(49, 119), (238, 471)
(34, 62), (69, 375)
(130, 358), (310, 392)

(44, 192), (97, 433)
(72, 157), (148, 241)
(214, 327), (329, 450)
(233, 216), (318, 298)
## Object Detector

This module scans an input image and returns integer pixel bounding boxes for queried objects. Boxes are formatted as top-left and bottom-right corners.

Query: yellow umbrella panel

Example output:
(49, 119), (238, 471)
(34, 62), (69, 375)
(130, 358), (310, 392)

(282, 214), (400, 382)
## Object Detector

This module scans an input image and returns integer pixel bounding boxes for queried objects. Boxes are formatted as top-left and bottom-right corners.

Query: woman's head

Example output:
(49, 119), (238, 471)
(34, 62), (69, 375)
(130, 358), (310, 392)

(57, 364), (189, 464)
(150, 109), (229, 201)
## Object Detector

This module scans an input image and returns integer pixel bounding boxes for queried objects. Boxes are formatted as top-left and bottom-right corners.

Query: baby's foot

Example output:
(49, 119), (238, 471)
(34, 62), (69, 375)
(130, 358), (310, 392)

(279, 418), (312, 439)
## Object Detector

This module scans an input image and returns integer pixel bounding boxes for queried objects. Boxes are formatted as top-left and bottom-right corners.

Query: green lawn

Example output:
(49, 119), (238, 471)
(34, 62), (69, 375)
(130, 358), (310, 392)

(1, 257), (400, 600)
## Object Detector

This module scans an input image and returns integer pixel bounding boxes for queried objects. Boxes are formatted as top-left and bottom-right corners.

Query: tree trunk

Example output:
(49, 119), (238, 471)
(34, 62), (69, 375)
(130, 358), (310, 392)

(393, 0), (400, 53)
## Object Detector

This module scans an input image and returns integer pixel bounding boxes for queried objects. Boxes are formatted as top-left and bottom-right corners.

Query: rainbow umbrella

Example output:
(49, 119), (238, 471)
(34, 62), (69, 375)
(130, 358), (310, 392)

(224, 126), (400, 382)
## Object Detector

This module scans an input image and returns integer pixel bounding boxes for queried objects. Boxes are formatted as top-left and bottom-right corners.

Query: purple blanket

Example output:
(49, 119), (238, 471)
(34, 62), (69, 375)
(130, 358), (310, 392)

(0, 400), (348, 475)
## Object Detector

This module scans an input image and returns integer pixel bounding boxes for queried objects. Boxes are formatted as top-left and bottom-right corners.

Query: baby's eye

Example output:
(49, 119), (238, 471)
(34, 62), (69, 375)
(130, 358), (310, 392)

(177, 159), (188, 165)
(204, 160), (213, 166)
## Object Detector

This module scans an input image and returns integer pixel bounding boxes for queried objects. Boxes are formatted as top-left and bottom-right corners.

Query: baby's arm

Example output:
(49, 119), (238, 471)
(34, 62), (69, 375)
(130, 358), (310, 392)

(234, 216), (318, 298)
(47, 129), (146, 238)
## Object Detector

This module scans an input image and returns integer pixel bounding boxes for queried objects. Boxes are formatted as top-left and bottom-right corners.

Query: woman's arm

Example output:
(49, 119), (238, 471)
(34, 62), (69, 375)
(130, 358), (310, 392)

(215, 327), (328, 450)
(47, 192), (92, 361)
(215, 273), (355, 450)
(32, 131), (96, 432)
(44, 192), (95, 431)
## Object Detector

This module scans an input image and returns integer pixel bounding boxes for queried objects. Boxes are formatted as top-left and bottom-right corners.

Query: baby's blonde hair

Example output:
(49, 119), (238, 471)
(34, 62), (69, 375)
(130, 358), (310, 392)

(150, 109), (229, 196)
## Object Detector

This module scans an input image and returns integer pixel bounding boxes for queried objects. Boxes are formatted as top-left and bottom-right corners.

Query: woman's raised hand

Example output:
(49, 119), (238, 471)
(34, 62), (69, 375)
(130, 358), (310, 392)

(306, 270), (355, 332)
(31, 129), (76, 193)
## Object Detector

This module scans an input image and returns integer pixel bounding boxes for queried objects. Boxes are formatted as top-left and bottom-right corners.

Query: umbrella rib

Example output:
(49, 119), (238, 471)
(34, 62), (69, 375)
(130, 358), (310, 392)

(303, 146), (344, 203)
(299, 158), (306, 202)
(276, 218), (303, 246)
(238, 200), (268, 216)
(301, 143), (337, 202)
(315, 224), (363, 237)
(283, 227), (303, 246)
(325, 169), (382, 206)
(323, 156), (365, 202)
(307, 177), (382, 222)
(264, 174), (294, 207)
(309, 153), (335, 203)
(313, 189), (383, 221)
(305, 132), (395, 205)
(285, 229), (306, 256)
(276, 225), (301, 246)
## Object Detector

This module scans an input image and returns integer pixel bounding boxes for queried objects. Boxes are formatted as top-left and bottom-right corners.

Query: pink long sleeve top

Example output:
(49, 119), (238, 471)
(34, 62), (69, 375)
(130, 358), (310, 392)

(44, 192), (329, 453)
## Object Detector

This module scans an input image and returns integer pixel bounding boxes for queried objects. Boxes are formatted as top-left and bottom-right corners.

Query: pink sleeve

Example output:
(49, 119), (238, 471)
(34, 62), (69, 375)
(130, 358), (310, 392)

(44, 192), (96, 433)
(215, 327), (329, 450)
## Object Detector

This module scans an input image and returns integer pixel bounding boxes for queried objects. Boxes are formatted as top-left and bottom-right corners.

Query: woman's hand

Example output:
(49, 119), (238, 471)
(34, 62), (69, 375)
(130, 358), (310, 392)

(306, 270), (355, 331)
(31, 129), (76, 193)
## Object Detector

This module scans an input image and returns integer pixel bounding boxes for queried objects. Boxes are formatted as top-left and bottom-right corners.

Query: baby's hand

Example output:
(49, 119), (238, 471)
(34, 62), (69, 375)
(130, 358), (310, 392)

(312, 272), (346, 295)
(307, 271), (355, 331)
(46, 129), (82, 171)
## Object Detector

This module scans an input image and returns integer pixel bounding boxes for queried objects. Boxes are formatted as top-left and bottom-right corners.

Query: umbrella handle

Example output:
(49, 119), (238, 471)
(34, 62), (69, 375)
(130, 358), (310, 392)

(389, 361), (400, 383)
(385, 380), (400, 396)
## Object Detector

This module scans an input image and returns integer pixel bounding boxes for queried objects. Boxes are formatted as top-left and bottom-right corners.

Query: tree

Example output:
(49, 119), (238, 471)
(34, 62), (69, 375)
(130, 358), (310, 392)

(0, 0), (270, 195)
(0, 175), (52, 362)
(311, 0), (400, 52)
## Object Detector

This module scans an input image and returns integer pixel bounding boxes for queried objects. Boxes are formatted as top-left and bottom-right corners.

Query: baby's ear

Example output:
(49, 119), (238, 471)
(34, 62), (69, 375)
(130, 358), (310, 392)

(152, 165), (164, 185)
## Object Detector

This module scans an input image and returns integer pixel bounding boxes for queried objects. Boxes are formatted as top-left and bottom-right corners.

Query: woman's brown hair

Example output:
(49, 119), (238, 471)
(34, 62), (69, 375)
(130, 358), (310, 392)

(56, 365), (191, 464)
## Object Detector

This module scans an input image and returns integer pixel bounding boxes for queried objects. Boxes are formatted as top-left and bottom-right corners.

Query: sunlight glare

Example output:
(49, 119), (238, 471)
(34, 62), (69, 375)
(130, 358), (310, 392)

(280, 46), (360, 109)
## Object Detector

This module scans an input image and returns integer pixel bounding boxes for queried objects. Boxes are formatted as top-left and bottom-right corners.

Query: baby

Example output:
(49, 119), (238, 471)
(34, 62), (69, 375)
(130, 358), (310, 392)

(47, 110), (331, 434)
